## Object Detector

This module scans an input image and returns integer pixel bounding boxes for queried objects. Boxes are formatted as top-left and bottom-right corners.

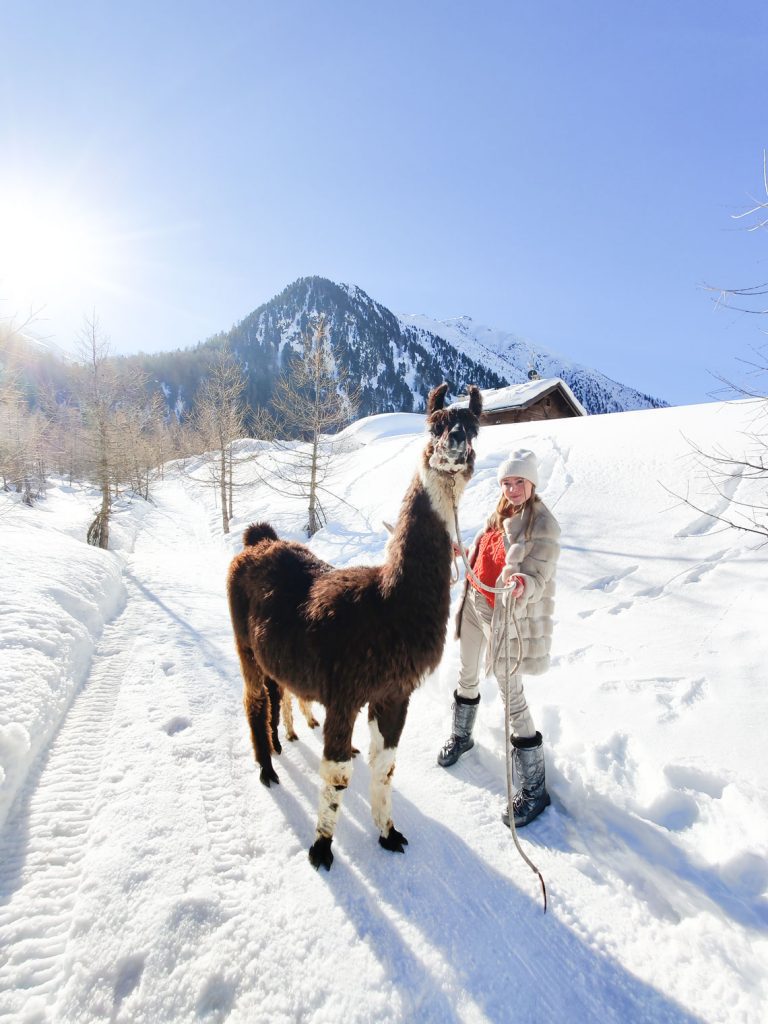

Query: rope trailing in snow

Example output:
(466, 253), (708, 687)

(450, 480), (548, 914)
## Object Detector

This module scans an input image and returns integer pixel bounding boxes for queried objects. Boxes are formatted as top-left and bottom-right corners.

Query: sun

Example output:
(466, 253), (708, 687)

(0, 188), (104, 315)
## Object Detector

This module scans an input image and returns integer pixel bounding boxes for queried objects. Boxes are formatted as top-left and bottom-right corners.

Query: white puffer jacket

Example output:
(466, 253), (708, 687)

(456, 497), (561, 676)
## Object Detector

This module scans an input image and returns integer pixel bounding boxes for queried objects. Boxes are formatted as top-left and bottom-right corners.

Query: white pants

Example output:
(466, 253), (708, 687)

(457, 587), (536, 739)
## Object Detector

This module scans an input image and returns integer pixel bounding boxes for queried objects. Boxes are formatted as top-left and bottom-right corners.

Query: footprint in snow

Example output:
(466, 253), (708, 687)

(663, 763), (726, 799)
(582, 565), (638, 593)
(197, 975), (236, 1019)
(113, 954), (145, 1009)
(639, 760), (728, 834)
(608, 601), (633, 615)
(655, 677), (708, 723)
(640, 789), (700, 831)
(551, 646), (591, 667)
(634, 550), (727, 597)
(683, 560), (719, 585)
(162, 716), (191, 736)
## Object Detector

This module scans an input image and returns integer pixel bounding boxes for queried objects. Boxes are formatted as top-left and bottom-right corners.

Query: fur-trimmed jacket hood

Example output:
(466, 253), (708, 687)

(456, 496), (560, 676)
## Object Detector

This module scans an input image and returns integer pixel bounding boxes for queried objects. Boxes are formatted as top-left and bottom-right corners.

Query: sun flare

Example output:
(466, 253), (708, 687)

(0, 189), (104, 312)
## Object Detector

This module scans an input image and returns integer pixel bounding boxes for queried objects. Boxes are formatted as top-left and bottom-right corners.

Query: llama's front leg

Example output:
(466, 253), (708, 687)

(368, 698), (410, 854)
(308, 705), (356, 871)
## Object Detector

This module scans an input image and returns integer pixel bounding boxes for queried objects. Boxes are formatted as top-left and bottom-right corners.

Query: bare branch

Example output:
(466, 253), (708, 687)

(659, 480), (768, 540)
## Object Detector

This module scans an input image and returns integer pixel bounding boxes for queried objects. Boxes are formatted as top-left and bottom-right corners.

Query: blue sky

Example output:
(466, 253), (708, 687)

(1, 1), (767, 405)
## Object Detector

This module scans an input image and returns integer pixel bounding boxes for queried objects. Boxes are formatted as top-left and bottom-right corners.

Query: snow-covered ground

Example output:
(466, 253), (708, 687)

(1, 397), (766, 1024)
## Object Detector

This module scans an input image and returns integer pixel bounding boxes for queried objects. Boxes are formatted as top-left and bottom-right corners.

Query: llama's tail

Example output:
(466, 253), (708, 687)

(243, 522), (278, 547)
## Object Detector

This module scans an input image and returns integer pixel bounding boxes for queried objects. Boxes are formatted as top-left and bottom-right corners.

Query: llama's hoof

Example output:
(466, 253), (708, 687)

(308, 836), (333, 870)
(259, 765), (280, 787)
(309, 718), (319, 729)
(351, 746), (360, 758)
(286, 732), (299, 742)
(272, 738), (282, 755)
(379, 826), (408, 854)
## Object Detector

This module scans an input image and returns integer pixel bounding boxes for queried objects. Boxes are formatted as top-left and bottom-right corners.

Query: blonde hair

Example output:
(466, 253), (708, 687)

(490, 485), (537, 538)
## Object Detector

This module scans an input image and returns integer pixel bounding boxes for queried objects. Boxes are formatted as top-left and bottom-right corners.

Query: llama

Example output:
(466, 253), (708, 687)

(227, 383), (482, 870)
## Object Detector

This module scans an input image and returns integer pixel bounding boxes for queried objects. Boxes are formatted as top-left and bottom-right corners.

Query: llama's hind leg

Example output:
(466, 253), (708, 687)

(281, 690), (299, 741)
(237, 643), (279, 787)
(308, 705), (357, 871)
(298, 698), (319, 729)
(368, 698), (410, 853)
(265, 677), (282, 754)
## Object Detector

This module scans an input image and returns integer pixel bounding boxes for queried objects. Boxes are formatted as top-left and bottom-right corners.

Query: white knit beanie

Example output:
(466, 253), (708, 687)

(496, 448), (539, 487)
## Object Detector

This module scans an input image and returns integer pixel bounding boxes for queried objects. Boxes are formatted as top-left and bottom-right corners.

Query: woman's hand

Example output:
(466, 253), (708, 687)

(504, 573), (525, 598)
(452, 542), (466, 558)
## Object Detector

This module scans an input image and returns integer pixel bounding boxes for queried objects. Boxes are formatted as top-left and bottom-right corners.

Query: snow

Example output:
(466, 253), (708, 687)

(1, 398), (767, 1023)
(337, 411), (426, 446)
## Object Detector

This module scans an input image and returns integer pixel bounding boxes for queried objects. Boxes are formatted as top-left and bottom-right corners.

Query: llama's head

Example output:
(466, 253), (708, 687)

(424, 383), (482, 477)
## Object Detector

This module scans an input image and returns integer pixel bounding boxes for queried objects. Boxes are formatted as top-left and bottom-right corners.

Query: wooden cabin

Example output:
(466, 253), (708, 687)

(453, 377), (587, 426)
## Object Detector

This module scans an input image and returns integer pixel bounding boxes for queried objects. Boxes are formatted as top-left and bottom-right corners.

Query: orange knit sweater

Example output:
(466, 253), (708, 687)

(469, 529), (507, 607)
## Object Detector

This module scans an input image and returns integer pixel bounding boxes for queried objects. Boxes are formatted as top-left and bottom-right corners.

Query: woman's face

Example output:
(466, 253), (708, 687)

(500, 476), (533, 506)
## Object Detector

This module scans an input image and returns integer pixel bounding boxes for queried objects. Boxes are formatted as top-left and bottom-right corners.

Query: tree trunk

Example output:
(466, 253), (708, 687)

(228, 443), (234, 521)
(307, 432), (320, 536)
(99, 485), (110, 549)
(219, 446), (229, 534)
(96, 419), (111, 548)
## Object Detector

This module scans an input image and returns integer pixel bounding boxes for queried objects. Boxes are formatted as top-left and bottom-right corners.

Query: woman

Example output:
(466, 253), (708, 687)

(437, 448), (560, 828)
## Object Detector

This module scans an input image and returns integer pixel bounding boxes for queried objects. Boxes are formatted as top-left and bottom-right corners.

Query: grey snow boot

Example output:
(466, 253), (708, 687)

(437, 692), (480, 767)
(501, 732), (551, 828)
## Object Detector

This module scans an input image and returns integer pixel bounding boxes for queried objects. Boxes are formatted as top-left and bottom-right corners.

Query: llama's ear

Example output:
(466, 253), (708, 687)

(427, 383), (449, 414)
(468, 385), (483, 419)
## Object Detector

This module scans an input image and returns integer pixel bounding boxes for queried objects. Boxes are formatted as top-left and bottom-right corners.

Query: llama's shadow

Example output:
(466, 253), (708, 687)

(273, 744), (703, 1024)
(252, 760), (463, 1021)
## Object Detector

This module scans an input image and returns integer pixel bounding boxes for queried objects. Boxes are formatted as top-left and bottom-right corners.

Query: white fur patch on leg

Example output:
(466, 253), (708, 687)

(316, 758), (353, 840)
(368, 720), (397, 836)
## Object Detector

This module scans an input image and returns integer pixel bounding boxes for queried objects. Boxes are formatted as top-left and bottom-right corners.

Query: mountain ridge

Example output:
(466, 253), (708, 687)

(4, 276), (670, 421)
(204, 275), (668, 419)
(397, 310), (666, 415)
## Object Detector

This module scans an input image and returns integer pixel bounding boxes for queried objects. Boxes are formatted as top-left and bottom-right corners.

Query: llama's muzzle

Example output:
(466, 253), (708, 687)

(445, 423), (471, 460)
(431, 424), (473, 469)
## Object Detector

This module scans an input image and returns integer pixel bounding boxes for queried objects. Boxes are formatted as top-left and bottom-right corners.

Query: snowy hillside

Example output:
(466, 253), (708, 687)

(399, 312), (667, 414)
(1, 398), (766, 1023)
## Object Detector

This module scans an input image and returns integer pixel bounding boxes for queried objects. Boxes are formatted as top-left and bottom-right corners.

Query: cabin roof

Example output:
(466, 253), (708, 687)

(451, 377), (587, 417)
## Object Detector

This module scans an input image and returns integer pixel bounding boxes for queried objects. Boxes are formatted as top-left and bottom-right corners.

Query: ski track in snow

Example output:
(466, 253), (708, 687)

(0, 625), (130, 1017)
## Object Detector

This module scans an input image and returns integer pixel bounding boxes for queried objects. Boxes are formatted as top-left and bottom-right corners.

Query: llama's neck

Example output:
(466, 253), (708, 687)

(382, 467), (468, 594)
(418, 465), (469, 540)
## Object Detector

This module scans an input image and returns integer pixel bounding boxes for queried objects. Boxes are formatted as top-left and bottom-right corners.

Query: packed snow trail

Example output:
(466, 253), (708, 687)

(0, 481), (700, 1024)
(2, 398), (767, 1023)
(0, 476), (695, 1024)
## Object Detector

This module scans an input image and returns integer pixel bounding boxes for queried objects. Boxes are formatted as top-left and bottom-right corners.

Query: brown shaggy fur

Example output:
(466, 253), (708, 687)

(227, 382), (482, 869)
